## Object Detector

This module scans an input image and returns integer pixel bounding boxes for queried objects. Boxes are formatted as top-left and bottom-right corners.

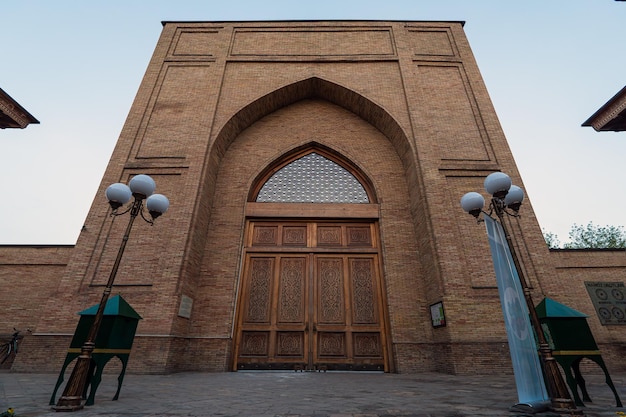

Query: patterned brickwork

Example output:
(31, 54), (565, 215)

(1, 21), (624, 375)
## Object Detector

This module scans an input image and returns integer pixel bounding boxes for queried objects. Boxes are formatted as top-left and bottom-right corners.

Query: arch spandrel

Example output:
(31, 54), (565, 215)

(209, 77), (416, 176)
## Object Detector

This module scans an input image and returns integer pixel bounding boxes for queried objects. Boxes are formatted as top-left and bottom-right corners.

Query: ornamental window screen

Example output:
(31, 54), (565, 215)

(256, 152), (370, 203)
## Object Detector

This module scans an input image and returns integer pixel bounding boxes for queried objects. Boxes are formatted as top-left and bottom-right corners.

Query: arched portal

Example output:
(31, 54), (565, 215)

(232, 145), (392, 372)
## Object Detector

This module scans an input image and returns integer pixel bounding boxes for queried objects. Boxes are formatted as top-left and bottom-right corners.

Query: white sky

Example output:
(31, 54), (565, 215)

(1, 1), (625, 245)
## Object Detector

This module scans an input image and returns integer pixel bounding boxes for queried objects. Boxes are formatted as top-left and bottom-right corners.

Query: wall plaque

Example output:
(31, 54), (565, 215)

(430, 301), (446, 328)
(178, 294), (193, 319)
(584, 281), (626, 325)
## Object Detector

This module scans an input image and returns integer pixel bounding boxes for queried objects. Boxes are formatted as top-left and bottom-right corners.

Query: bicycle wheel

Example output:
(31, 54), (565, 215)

(0, 342), (11, 364)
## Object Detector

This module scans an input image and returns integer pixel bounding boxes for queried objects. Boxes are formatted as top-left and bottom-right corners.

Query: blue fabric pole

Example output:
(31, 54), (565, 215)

(484, 216), (549, 405)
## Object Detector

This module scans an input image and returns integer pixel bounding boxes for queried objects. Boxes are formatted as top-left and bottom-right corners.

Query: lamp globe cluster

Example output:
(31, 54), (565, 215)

(460, 172), (524, 218)
(105, 174), (170, 219)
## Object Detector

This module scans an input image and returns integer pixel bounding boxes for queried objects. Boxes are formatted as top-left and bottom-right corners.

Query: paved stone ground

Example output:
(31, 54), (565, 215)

(0, 370), (624, 417)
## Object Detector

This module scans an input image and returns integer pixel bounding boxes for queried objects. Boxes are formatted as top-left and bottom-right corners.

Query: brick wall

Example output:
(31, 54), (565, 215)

(0, 245), (72, 370)
(0, 245), (72, 333)
(5, 21), (624, 376)
(549, 249), (626, 373)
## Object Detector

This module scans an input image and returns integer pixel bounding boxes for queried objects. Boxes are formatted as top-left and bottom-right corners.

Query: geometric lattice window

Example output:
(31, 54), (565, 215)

(256, 152), (369, 203)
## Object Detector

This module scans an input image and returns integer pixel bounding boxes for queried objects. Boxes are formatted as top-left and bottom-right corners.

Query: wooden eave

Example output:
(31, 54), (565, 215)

(582, 85), (626, 132)
(0, 87), (39, 129)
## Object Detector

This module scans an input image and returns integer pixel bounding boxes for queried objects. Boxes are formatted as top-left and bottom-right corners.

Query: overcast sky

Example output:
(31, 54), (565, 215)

(1, 1), (625, 245)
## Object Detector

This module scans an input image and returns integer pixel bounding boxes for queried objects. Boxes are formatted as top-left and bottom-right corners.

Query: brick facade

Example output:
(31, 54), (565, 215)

(3, 21), (624, 375)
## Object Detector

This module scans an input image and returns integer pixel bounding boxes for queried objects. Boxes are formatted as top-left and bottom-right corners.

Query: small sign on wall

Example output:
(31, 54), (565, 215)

(178, 294), (193, 319)
(430, 301), (446, 328)
(585, 281), (626, 325)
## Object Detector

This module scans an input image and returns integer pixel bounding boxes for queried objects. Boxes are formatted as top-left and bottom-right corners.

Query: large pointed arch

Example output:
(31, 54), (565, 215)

(189, 76), (423, 239)
(200, 77), (417, 209)
(202, 79), (406, 373)
(211, 77), (414, 168)
(196, 76), (420, 229)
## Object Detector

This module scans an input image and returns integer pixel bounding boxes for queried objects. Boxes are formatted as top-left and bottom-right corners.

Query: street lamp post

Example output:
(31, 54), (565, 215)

(54, 174), (169, 412)
(460, 172), (582, 416)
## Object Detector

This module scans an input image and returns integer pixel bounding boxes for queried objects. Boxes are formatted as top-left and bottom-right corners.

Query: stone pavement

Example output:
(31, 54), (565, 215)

(0, 370), (624, 417)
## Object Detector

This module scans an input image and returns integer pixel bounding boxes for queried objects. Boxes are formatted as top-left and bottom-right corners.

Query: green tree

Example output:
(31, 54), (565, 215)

(563, 222), (626, 249)
(542, 229), (562, 249)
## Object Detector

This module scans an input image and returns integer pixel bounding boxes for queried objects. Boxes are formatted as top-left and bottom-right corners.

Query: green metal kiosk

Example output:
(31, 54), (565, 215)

(50, 295), (142, 406)
(536, 297), (622, 408)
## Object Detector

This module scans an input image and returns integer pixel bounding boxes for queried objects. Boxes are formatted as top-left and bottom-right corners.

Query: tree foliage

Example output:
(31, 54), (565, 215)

(544, 222), (626, 249)
(564, 222), (626, 249)
(542, 229), (561, 249)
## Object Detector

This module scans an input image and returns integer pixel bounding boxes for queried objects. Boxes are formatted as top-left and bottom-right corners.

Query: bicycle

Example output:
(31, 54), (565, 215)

(0, 328), (30, 365)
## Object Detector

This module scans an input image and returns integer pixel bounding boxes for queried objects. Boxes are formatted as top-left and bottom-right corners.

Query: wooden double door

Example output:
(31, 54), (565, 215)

(233, 220), (389, 371)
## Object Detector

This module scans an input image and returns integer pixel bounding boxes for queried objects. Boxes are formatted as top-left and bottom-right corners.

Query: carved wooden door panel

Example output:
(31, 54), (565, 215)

(235, 254), (309, 370)
(234, 221), (387, 371)
(314, 254), (385, 371)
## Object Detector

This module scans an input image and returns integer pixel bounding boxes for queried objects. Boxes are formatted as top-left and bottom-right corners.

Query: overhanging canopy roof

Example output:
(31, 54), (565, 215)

(582, 85), (626, 132)
(0, 87), (39, 129)
(79, 294), (142, 319)
(536, 297), (588, 318)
